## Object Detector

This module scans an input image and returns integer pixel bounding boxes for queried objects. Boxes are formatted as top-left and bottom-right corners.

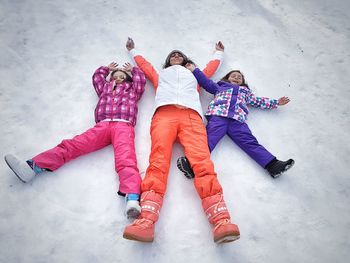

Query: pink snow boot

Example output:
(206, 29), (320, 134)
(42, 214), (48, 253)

(202, 194), (240, 244)
(123, 190), (163, 242)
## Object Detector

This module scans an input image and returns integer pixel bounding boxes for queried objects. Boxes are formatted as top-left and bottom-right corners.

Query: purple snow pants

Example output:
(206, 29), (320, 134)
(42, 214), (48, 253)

(206, 116), (275, 168)
(32, 121), (141, 195)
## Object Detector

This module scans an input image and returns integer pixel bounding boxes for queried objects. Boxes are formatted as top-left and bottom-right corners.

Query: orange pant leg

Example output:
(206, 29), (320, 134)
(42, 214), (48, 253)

(141, 106), (179, 195)
(177, 109), (223, 199)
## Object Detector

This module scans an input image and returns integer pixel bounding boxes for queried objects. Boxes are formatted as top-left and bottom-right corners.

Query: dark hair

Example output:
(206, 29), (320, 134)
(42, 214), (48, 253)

(111, 69), (132, 82)
(221, 70), (248, 87)
(163, 50), (196, 69)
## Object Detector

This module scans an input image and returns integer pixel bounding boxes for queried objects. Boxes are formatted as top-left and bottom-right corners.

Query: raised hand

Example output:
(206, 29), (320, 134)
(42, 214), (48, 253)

(185, 63), (195, 72)
(215, 41), (225, 51)
(126, 37), (135, 51)
(278, 96), (290, 106)
(122, 62), (133, 72)
(108, 62), (119, 71)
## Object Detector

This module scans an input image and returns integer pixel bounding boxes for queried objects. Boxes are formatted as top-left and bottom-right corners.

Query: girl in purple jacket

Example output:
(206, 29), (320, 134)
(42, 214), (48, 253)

(177, 63), (294, 179)
(4, 62), (146, 219)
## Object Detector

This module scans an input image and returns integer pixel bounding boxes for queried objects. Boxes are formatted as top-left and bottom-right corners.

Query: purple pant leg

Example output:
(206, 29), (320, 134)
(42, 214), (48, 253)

(206, 116), (229, 152)
(227, 119), (275, 168)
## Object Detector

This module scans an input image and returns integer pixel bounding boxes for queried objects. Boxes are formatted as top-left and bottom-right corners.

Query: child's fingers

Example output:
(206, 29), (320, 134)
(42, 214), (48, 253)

(185, 63), (194, 71)
(122, 62), (132, 71)
(279, 97), (290, 105)
(108, 62), (118, 69)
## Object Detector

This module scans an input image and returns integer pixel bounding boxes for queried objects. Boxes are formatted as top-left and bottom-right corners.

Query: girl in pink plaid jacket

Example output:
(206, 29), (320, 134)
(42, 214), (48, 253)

(5, 61), (146, 219)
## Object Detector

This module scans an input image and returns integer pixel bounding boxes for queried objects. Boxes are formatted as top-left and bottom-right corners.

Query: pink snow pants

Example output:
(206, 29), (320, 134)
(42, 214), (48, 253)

(32, 121), (141, 195)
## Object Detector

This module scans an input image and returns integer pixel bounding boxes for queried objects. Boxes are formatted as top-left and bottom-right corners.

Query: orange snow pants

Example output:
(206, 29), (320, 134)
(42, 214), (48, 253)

(141, 105), (223, 199)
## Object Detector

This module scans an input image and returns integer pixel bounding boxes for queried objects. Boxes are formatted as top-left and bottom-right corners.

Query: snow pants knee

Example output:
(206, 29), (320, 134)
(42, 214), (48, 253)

(141, 105), (223, 199)
(206, 116), (275, 168)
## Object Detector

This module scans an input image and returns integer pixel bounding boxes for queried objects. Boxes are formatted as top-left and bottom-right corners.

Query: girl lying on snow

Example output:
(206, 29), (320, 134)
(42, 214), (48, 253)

(5, 61), (146, 219)
(122, 38), (240, 244)
(177, 63), (294, 179)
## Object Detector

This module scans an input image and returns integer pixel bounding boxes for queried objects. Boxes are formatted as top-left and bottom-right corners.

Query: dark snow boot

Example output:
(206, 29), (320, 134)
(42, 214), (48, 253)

(176, 156), (195, 179)
(266, 158), (295, 178)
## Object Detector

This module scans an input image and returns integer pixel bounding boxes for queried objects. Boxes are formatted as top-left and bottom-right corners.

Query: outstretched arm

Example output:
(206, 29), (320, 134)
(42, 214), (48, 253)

(92, 62), (118, 96)
(126, 37), (159, 89)
(202, 41), (225, 78)
(186, 63), (219, 94)
(246, 89), (280, 109)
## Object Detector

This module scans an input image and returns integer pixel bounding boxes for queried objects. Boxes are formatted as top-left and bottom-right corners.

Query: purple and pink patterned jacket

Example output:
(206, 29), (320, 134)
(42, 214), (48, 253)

(192, 68), (278, 123)
(92, 66), (146, 126)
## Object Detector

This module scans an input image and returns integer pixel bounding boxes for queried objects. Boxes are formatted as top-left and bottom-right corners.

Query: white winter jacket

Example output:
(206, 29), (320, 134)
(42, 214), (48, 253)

(129, 49), (223, 118)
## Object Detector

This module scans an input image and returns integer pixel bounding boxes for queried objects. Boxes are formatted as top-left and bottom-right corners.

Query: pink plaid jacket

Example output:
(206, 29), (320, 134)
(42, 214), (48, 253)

(92, 66), (146, 126)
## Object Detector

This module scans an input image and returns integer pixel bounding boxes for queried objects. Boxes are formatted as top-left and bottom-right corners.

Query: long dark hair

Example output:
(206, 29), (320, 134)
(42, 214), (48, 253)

(163, 50), (196, 69)
(111, 69), (132, 82)
(221, 70), (248, 87)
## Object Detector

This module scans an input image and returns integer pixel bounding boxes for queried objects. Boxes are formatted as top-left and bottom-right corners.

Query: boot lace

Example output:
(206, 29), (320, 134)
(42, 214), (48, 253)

(212, 194), (224, 215)
(133, 218), (154, 229)
(133, 190), (158, 229)
(214, 218), (230, 232)
(140, 190), (155, 202)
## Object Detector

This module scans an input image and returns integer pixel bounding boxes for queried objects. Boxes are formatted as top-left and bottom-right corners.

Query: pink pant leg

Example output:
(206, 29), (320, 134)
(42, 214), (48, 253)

(110, 122), (141, 195)
(33, 122), (111, 171)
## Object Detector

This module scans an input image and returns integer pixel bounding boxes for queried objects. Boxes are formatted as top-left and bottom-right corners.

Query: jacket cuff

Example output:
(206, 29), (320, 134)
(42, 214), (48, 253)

(212, 50), (224, 60)
(193, 67), (201, 75)
(129, 49), (140, 58)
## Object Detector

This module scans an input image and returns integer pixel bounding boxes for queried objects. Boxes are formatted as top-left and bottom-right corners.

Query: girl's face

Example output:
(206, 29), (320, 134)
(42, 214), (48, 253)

(169, 52), (184, 66)
(112, 71), (127, 84)
(228, 72), (244, 85)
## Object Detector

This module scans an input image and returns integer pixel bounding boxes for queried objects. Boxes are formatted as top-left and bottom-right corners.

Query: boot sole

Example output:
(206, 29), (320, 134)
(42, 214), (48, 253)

(176, 160), (194, 179)
(215, 234), (240, 244)
(4, 156), (27, 183)
(123, 232), (154, 243)
(272, 160), (295, 178)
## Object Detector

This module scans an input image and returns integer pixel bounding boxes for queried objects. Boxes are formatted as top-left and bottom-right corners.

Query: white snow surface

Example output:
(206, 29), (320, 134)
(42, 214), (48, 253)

(1, 0), (349, 262)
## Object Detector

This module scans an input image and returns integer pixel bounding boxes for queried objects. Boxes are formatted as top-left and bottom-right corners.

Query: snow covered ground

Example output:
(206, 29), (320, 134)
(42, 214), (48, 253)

(1, 0), (349, 262)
